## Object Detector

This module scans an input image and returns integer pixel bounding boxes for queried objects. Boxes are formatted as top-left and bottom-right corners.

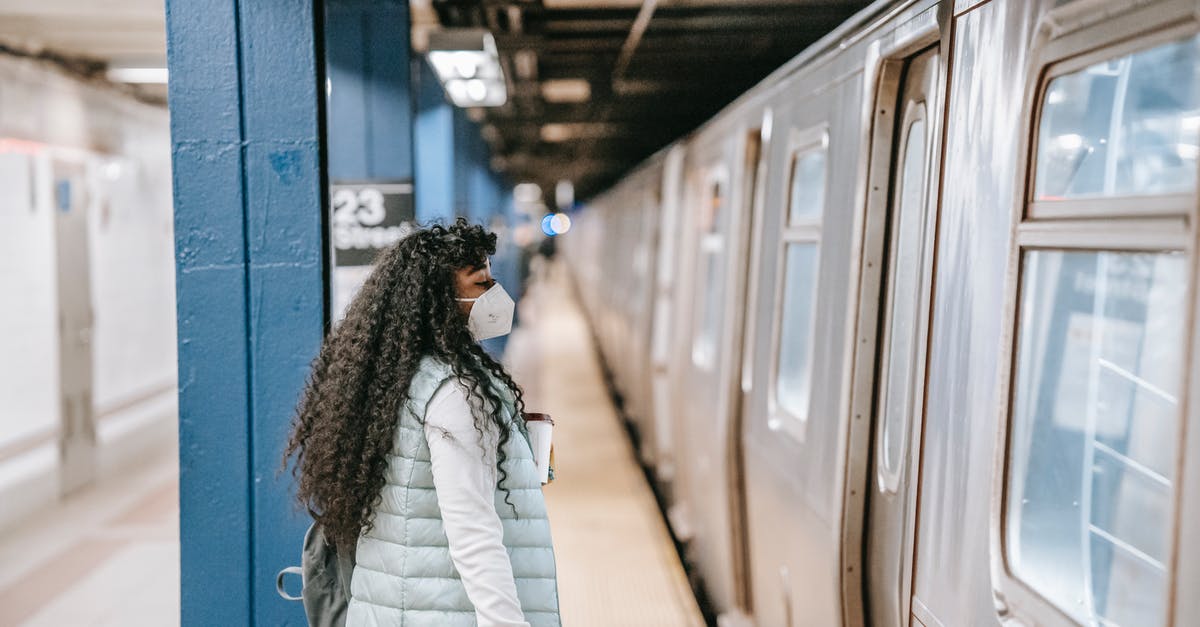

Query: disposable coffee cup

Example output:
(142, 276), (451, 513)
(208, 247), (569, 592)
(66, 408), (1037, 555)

(523, 413), (554, 484)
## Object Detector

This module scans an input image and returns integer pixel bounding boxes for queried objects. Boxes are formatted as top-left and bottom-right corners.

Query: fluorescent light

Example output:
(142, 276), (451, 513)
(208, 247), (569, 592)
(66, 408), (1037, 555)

(465, 79), (487, 101)
(540, 122), (620, 142)
(514, 183), (542, 204)
(428, 50), (496, 81)
(444, 78), (506, 107)
(555, 180), (574, 210)
(514, 50), (538, 81)
(1054, 133), (1084, 151)
(107, 67), (168, 84)
(427, 29), (507, 108)
(541, 79), (590, 103)
(540, 124), (572, 142)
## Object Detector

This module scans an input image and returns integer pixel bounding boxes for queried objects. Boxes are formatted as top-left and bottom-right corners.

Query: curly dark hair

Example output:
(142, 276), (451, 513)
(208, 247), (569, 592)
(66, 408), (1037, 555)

(283, 218), (525, 550)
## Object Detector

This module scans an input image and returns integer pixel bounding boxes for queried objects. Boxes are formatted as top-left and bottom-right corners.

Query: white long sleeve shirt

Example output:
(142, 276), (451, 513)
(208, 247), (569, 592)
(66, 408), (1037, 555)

(424, 381), (531, 627)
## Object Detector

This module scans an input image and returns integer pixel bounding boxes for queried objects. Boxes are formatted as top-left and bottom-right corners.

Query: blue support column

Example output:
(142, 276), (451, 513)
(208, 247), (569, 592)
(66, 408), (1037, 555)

(415, 58), (455, 223)
(166, 1), (325, 624)
(326, 0), (414, 182)
(451, 107), (475, 218)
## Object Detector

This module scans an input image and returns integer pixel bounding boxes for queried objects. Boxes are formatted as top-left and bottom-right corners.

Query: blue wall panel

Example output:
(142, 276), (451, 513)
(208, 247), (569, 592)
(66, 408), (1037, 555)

(363, 5), (413, 180)
(452, 107), (474, 217)
(166, 0), (325, 624)
(414, 58), (455, 223)
(326, 0), (413, 182)
(325, 8), (369, 180)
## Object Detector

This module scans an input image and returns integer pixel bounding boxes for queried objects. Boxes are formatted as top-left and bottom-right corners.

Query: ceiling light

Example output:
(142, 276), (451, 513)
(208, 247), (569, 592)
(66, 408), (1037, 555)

(454, 52), (478, 78)
(540, 122), (621, 142)
(107, 67), (169, 84)
(506, 6), (524, 34)
(541, 124), (572, 142)
(541, 79), (590, 103)
(514, 50), (538, 81)
(427, 29), (507, 108)
(514, 183), (542, 204)
(465, 79), (488, 102)
(555, 180), (574, 210)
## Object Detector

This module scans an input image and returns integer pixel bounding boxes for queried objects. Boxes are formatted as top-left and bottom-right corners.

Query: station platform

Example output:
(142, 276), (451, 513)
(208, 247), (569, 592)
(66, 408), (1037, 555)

(0, 449), (179, 626)
(0, 264), (703, 627)
(506, 264), (706, 627)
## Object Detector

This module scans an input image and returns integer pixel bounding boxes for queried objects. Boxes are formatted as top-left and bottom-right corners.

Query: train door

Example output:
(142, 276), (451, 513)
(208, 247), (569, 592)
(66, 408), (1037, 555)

(649, 147), (686, 478)
(52, 156), (97, 496)
(859, 46), (941, 627)
(674, 126), (761, 620)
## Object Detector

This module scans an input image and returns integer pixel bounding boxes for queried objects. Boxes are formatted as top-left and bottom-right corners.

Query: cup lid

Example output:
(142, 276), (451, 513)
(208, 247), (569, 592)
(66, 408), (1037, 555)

(522, 412), (554, 424)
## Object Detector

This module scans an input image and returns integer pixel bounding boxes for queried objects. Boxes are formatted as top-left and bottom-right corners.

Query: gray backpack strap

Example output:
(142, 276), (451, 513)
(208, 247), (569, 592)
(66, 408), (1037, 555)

(276, 522), (352, 627)
(276, 566), (304, 601)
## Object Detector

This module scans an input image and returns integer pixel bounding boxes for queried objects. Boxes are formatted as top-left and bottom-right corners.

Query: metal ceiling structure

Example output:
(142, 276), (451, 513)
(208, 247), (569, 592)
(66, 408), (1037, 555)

(427, 0), (873, 200)
(0, 0), (874, 199)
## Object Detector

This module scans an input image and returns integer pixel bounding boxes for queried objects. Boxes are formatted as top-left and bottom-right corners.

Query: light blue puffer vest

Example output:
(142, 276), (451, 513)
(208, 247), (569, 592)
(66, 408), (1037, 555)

(346, 356), (561, 627)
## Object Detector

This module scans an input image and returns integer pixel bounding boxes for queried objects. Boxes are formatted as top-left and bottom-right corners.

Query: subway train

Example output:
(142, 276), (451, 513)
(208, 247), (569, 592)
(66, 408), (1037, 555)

(559, 0), (1200, 626)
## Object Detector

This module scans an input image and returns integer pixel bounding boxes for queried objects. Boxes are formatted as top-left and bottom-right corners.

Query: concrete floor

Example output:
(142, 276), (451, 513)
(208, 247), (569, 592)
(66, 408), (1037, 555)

(0, 264), (702, 626)
(0, 449), (180, 627)
(508, 264), (705, 627)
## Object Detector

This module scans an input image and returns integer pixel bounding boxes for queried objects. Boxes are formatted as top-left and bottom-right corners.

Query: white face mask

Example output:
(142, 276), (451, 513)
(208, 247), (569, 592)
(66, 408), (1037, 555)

(456, 282), (515, 341)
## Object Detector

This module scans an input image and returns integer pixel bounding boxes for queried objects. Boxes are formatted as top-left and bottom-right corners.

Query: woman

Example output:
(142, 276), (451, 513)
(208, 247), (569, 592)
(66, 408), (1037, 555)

(284, 219), (560, 627)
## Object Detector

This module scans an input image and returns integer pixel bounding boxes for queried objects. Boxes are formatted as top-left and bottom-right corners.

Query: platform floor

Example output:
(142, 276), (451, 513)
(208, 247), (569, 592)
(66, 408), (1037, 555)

(0, 449), (179, 627)
(0, 264), (703, 627)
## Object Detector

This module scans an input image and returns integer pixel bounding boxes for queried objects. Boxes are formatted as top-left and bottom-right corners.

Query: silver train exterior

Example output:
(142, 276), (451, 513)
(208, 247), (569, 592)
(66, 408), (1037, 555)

(560, 0), (1200, 626)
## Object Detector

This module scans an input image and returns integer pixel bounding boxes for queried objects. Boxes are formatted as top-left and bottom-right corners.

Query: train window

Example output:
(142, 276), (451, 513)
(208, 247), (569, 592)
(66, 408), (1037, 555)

(1006, 250), (1186, 626)
(692, 178), (725, 368)
(772, 133), (827, 433)
(788, 149), (826, 224)
(997, 9), (1200, 626)
(1033, 33), (1200, 203)
(878, 116), (927, 490)
(776, 243), (819, 421)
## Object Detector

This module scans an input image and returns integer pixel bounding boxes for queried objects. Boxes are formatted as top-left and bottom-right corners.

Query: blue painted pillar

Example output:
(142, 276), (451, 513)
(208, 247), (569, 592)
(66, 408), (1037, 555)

(452, 108), (475, 218)
(166, 1), (325, 624)
(414, 58), (456, 223)
(325, 0), (414, 182)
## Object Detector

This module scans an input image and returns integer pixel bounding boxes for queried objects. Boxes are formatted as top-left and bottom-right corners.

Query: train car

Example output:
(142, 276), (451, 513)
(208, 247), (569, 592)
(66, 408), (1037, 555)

(562, 0), (1200, 626)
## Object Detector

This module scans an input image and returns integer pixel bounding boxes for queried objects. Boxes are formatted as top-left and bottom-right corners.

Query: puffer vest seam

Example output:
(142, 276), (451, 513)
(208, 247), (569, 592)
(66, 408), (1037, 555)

(397, 430), (422, 626)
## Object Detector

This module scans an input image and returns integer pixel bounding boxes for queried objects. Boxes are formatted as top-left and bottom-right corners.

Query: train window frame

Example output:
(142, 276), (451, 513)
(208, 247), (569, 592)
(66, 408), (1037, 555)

(766, 125), (829, 443)
(991, 4), (1200, 627)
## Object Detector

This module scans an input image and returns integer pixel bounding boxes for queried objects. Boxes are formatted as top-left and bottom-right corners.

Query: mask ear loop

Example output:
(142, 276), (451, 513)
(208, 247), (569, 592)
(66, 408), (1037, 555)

(455, 282), (498, 303)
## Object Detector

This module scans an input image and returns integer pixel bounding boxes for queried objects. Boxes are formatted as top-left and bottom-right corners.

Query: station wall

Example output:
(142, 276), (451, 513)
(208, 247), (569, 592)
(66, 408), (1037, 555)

(0, 54), (177, 531)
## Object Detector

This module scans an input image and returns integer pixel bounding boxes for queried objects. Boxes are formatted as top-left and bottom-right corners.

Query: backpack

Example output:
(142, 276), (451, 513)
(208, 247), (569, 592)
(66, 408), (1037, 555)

(276, 523), (356, 627)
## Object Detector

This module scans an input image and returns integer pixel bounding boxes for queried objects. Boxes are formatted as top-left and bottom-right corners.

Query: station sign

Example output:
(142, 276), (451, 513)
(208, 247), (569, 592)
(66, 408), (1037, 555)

(329, 181), (414, 321)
